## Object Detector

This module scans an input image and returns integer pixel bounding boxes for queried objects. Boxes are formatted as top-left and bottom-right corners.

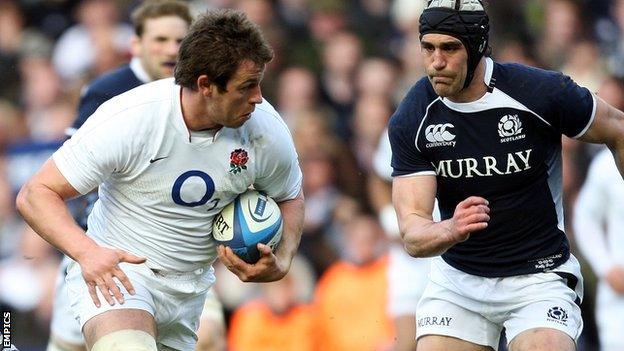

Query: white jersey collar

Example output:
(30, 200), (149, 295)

(171, 82), (222, 145)
(441, 57), (494, 110)
(130, 57), (152, 83)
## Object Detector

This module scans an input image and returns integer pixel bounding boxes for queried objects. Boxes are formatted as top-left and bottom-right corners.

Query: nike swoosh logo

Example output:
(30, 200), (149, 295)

(149, 156), (168, 164)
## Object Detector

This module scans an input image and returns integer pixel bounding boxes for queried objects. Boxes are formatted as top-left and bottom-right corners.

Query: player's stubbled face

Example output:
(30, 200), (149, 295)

(133, 15), (188, 80)
(421, 33), (469, 98)
(211, 60), (265, 128)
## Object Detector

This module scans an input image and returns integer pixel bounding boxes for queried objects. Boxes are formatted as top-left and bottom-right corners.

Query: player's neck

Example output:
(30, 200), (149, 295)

(180, 87), (220, 131)
(446, 58), (488, 104)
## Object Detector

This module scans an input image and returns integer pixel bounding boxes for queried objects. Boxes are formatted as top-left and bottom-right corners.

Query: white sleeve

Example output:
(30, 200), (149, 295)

(253, 120), (302, 202)
(52, 110), (138, 195)
(572, 155), (613, 277)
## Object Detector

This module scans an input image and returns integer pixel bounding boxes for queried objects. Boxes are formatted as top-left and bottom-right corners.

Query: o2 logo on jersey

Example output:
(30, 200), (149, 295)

(172, 170), (215, 207)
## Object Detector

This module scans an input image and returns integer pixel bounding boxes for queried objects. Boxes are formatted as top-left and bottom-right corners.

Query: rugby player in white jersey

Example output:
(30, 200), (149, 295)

(17, 9), (304, 351)
(47, 2), (203, 350)
(389, 1), (624, 350)
(574, 149), (624, 351)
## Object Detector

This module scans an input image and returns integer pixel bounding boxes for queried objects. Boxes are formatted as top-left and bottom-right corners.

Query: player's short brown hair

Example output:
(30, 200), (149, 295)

(174, 9), (274, 91)
(131, 0), (193, 37)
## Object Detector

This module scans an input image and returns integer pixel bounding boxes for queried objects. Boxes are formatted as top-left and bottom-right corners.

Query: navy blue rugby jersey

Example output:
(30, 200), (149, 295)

(71, 63), (144, 131)
(388, 58), (595, 277)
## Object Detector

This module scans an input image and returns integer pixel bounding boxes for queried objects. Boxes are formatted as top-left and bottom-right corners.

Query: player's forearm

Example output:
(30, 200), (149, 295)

(275, 191), (305, 271)
(401, 214), (459, 257)
(609, 144), (624, 180)
(16, 182), (98, 262)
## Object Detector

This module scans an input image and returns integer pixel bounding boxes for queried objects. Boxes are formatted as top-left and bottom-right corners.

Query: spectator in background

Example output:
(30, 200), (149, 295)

(351, 95), (392, 172)
(595, 76), (624, 111)
(494, 39), (540, 67)
(0, 0), (25, 104)
(313, 214), (393, 351)
(369, 129), (433, 351)
(298, 149), (342, 274)
(355, 57), (399, 101)
(572, 76), (624, 351)
(0, 220), (60, 349)
(394, 33), (426, 104)
(52, 0), (133, 85)
(573, 147), (624, 351)
(319, 30), (362, 139)
(235, 0), (286, 100)
(596, 0), (624, 77)
(228, 256), (316, 351)
(561, 40), (608, 93)
(534, 0), (585, 69)
(275, 66), (323, 127)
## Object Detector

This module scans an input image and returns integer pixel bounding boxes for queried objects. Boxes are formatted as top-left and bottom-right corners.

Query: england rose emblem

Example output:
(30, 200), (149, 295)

(229, 148), (248, 174)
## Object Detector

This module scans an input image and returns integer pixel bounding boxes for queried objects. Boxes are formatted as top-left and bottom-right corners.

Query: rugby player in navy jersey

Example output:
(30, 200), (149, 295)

(45, 2), (222, 351)
(389, 1), (624, 350)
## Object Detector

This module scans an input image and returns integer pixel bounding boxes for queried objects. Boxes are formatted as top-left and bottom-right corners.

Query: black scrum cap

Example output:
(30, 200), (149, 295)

(419, 0), (489, 89)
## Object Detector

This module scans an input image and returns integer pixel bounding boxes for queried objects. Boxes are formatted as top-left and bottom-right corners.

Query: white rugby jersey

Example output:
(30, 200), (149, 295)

(54, 78), (302, 272)
(574, 149), (624, 277)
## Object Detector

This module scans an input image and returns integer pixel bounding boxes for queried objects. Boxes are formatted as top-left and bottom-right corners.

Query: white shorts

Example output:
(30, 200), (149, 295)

(66, 260), (215, 350)
(595, 280), (624, 351)
(387, 246), (430, 317)
(416, 256), (584, 350)
(200, 288), (225, 325)
(50, 257), (84, 345)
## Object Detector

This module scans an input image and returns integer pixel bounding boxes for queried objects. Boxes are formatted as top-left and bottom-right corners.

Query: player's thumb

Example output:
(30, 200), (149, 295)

(257, 243), (272, 256)
(118, 250), (147, 264)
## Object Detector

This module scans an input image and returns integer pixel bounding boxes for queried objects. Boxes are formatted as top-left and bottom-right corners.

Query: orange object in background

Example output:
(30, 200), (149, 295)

(313, 254), (394, 351)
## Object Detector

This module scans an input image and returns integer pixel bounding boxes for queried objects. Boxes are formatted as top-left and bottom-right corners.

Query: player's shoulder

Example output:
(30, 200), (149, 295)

(100, 78), (173, 114)
(81, 78), (174, 135)
(493, 61), (571, 98)
(84, 64), (142, 97)
(390, 77), (439, 128)
(245, 98), (291, 136)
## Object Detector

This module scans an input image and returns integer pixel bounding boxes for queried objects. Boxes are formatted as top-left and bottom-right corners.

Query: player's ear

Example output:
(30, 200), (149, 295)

(197, 75), (214, 97)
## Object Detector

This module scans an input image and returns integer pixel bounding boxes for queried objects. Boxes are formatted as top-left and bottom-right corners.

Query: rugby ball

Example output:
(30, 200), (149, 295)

(212, 190), (283, 263)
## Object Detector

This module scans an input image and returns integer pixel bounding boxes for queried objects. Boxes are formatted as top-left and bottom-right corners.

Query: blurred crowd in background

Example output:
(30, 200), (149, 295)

(1, 0), (624, 350)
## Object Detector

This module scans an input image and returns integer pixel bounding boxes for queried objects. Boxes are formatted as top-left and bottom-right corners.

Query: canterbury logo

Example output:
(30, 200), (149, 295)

(425, 123), (456, 143)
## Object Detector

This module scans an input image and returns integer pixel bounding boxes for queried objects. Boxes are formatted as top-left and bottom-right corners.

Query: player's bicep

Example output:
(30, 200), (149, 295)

(28, 158), (82, 200)
(578, 96), (624, 148)
(392, 175), (437, 231)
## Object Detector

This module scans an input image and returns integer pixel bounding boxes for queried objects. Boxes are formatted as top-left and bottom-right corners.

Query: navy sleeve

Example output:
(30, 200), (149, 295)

(547, 73), (594, 138)
(496, 63), (594, 138)
(72, 89), (113, 129)
(70, 65), (143, 131)
(389, 80), (437, 177)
